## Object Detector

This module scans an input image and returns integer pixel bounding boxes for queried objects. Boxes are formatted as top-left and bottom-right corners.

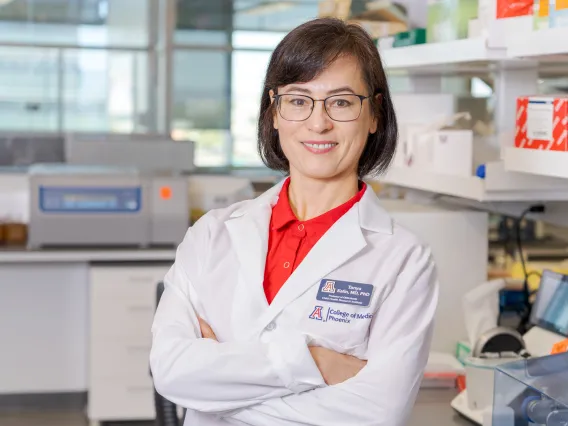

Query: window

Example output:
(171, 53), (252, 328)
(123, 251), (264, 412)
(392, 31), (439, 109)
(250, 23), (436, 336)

(171, 50), (231, 167)
(0, 0), (153, 133)
(0, 0), (323, 169)
(230, 32), (285, 166)
(63, 49), (150, 133)
(0, 46), (59, 131)
(0, 0), (150, 47)
(233, 1), (319, 32)
(231, 50), (271, 166)
(0, 45), (149, 133)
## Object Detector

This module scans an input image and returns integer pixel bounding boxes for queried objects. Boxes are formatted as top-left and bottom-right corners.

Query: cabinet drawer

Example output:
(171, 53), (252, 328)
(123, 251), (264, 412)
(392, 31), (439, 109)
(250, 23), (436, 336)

(91, 300), (154, 340)
(90, 337), (151, 380)
(88, 377), (155, 421)
(90, 266), (169, 306)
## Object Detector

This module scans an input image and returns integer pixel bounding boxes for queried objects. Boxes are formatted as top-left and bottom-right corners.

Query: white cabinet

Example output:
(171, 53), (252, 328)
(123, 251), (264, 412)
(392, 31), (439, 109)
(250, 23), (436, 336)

(88, 264), (171, 423)
(0, 262), (89, 394)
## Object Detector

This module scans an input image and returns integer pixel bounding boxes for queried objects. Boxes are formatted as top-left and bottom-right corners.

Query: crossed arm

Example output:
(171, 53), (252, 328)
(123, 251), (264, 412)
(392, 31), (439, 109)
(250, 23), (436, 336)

(150, 218), (439, 425)
(149, 260), (367, 415)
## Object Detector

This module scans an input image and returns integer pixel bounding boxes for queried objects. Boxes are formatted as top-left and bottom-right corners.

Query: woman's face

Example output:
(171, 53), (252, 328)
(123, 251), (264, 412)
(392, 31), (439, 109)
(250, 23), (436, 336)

(271, 55), (377, 181)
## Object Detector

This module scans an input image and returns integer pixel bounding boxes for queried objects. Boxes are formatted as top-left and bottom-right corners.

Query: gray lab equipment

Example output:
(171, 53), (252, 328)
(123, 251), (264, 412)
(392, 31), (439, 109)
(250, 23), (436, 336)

(27, 165), (189, 249)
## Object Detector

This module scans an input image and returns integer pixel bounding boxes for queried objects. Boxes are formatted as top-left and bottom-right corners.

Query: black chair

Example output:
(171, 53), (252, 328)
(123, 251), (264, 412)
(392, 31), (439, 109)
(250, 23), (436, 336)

(153, 281), (186, 426)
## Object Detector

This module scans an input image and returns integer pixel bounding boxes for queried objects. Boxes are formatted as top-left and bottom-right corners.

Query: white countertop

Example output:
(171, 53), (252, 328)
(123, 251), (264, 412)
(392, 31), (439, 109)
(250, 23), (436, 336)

(0, 247), (176, 263)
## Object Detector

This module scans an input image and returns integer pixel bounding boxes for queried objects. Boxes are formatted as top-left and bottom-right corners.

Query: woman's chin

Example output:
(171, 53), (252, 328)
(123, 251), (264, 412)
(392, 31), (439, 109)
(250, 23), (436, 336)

(293, 165), (345, 181)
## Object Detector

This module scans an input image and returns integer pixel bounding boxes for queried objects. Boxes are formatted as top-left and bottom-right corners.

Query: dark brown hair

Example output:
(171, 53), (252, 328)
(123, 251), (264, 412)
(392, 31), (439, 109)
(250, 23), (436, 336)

(257, 17), (398, 178)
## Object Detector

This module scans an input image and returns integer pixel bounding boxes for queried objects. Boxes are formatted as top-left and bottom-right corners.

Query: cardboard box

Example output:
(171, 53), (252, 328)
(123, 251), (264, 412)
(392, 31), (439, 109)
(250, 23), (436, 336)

(427, 0), (479, 42)
(496, 0), (533, 17)
(515, 96), (568, 151)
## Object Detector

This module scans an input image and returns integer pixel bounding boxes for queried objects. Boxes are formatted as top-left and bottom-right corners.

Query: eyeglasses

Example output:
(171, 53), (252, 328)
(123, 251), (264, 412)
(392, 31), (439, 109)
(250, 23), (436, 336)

(272, 93), (371, 122)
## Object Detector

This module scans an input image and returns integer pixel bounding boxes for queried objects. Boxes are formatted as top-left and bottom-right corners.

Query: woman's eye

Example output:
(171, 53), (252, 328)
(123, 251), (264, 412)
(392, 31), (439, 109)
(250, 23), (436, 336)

(290, 98), (307, 106)
(331, 99), (352, 108)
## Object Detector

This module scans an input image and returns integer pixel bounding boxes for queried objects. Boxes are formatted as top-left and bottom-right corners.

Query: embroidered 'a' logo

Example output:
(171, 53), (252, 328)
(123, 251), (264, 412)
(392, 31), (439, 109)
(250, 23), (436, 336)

(309, 306), (323, 321)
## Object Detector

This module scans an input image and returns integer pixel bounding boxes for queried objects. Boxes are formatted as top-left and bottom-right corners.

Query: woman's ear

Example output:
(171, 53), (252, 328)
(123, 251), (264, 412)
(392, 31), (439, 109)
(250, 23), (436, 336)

(269, 89), (279, 130)
(370, 93), (382, 134)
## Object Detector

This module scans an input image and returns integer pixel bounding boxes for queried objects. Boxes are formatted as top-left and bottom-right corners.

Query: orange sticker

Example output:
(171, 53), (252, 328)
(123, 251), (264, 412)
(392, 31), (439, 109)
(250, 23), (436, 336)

(551, 339), (568, 354)
(160, 186), (172, 200)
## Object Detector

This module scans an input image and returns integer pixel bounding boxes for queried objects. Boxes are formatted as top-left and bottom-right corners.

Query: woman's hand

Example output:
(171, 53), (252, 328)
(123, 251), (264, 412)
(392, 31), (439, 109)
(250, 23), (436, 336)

(309, 346), (367, 386)
(198, 317), (218, 341)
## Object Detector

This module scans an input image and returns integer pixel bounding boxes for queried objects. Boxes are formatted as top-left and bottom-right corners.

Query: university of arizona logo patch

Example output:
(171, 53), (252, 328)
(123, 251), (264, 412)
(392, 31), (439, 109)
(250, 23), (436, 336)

(322, 280), (336, 293)
(309, 305), (324, 321)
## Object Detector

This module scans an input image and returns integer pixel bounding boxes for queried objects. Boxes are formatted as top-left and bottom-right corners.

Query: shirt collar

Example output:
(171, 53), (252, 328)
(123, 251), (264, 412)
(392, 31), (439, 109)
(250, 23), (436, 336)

(270, 177), (368, 231)
(271, 178), (298, 230)
(229, 177), (392, 235)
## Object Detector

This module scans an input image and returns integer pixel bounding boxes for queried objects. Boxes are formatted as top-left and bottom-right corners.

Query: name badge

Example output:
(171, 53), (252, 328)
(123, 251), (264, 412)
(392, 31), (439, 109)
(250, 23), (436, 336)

(316, 279), (374, 307)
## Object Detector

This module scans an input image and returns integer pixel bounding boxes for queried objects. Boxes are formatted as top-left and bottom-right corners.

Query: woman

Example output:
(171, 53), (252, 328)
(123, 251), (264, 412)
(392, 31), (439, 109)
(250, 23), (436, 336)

(150, 17), (439, 426)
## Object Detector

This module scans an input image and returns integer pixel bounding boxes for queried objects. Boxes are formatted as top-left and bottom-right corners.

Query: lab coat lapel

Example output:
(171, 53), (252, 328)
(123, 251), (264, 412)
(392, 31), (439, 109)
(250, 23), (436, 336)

(225, 204), (272, 311)
(256, 205), (367, 332)
(225, 183), (283, 338)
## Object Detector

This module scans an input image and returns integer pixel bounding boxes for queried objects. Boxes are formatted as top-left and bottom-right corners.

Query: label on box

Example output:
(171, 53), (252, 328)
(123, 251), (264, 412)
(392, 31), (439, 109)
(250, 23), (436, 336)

(527, 99), (554, 141)
(516, 96), (568, 151)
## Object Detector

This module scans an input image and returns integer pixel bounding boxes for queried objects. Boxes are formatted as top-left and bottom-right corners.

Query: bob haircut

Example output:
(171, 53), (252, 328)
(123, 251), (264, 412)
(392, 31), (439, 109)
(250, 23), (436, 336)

(257, 18), (398, 178)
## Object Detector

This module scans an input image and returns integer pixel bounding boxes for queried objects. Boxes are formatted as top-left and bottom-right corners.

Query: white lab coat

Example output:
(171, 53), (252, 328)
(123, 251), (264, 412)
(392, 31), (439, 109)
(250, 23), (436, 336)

(150, 180), (439, 426)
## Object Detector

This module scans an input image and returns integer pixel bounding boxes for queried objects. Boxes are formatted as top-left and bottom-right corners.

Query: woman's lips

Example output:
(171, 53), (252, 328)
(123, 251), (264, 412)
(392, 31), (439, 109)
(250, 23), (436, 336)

(301, 141), (338, 154)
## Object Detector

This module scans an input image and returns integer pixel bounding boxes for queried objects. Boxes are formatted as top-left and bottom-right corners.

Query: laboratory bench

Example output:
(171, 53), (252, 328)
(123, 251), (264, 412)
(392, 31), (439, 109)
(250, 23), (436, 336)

(0, 247), (176, 424)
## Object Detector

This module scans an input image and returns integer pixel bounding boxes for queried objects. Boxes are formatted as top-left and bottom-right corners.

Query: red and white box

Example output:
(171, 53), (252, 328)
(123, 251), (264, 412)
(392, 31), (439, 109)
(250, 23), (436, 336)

(515, 96), (568, 151)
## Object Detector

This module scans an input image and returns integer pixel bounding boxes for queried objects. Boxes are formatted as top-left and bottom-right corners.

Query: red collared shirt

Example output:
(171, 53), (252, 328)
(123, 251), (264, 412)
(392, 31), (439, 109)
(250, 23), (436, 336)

(263, 178), (367, 304)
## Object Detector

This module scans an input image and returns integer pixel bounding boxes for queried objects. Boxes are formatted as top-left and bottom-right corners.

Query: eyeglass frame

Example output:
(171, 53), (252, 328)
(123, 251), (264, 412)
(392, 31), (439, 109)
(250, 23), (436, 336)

(272, 92), (373, 123)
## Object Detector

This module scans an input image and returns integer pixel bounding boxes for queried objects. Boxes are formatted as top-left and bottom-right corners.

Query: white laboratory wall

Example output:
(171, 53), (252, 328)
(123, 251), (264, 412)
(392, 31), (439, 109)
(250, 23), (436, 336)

(382, 200), (489, 353)
(0, 263), (89, 393)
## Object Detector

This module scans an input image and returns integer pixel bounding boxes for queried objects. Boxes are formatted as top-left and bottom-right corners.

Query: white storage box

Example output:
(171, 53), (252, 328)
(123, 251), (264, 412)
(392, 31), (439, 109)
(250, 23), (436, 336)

(403, 126), (474, 177)
(432, 130), (474, 177)
(391, 94), (456, 168)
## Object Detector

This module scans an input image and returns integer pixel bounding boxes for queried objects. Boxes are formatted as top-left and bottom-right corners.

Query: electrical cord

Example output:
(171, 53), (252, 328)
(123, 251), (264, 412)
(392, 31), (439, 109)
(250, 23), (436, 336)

(516, 204), (546, 332)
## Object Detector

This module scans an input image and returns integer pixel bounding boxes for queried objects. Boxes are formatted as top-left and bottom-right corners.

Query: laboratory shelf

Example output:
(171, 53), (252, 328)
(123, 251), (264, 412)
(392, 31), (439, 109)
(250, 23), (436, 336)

(378, 162), (568, 202)
(504, 147), (568, 180)
(379, 37), (510, 73)
(508, 27), (568, 59)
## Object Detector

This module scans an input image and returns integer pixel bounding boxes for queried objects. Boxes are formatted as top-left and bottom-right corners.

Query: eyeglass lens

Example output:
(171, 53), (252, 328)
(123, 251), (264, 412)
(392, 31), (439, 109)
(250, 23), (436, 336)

(277, 94), (363, 122)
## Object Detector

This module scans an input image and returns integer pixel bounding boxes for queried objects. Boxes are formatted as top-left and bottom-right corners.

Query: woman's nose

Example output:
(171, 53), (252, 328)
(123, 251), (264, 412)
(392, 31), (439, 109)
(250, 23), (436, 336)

(307, 101), (333, 132)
